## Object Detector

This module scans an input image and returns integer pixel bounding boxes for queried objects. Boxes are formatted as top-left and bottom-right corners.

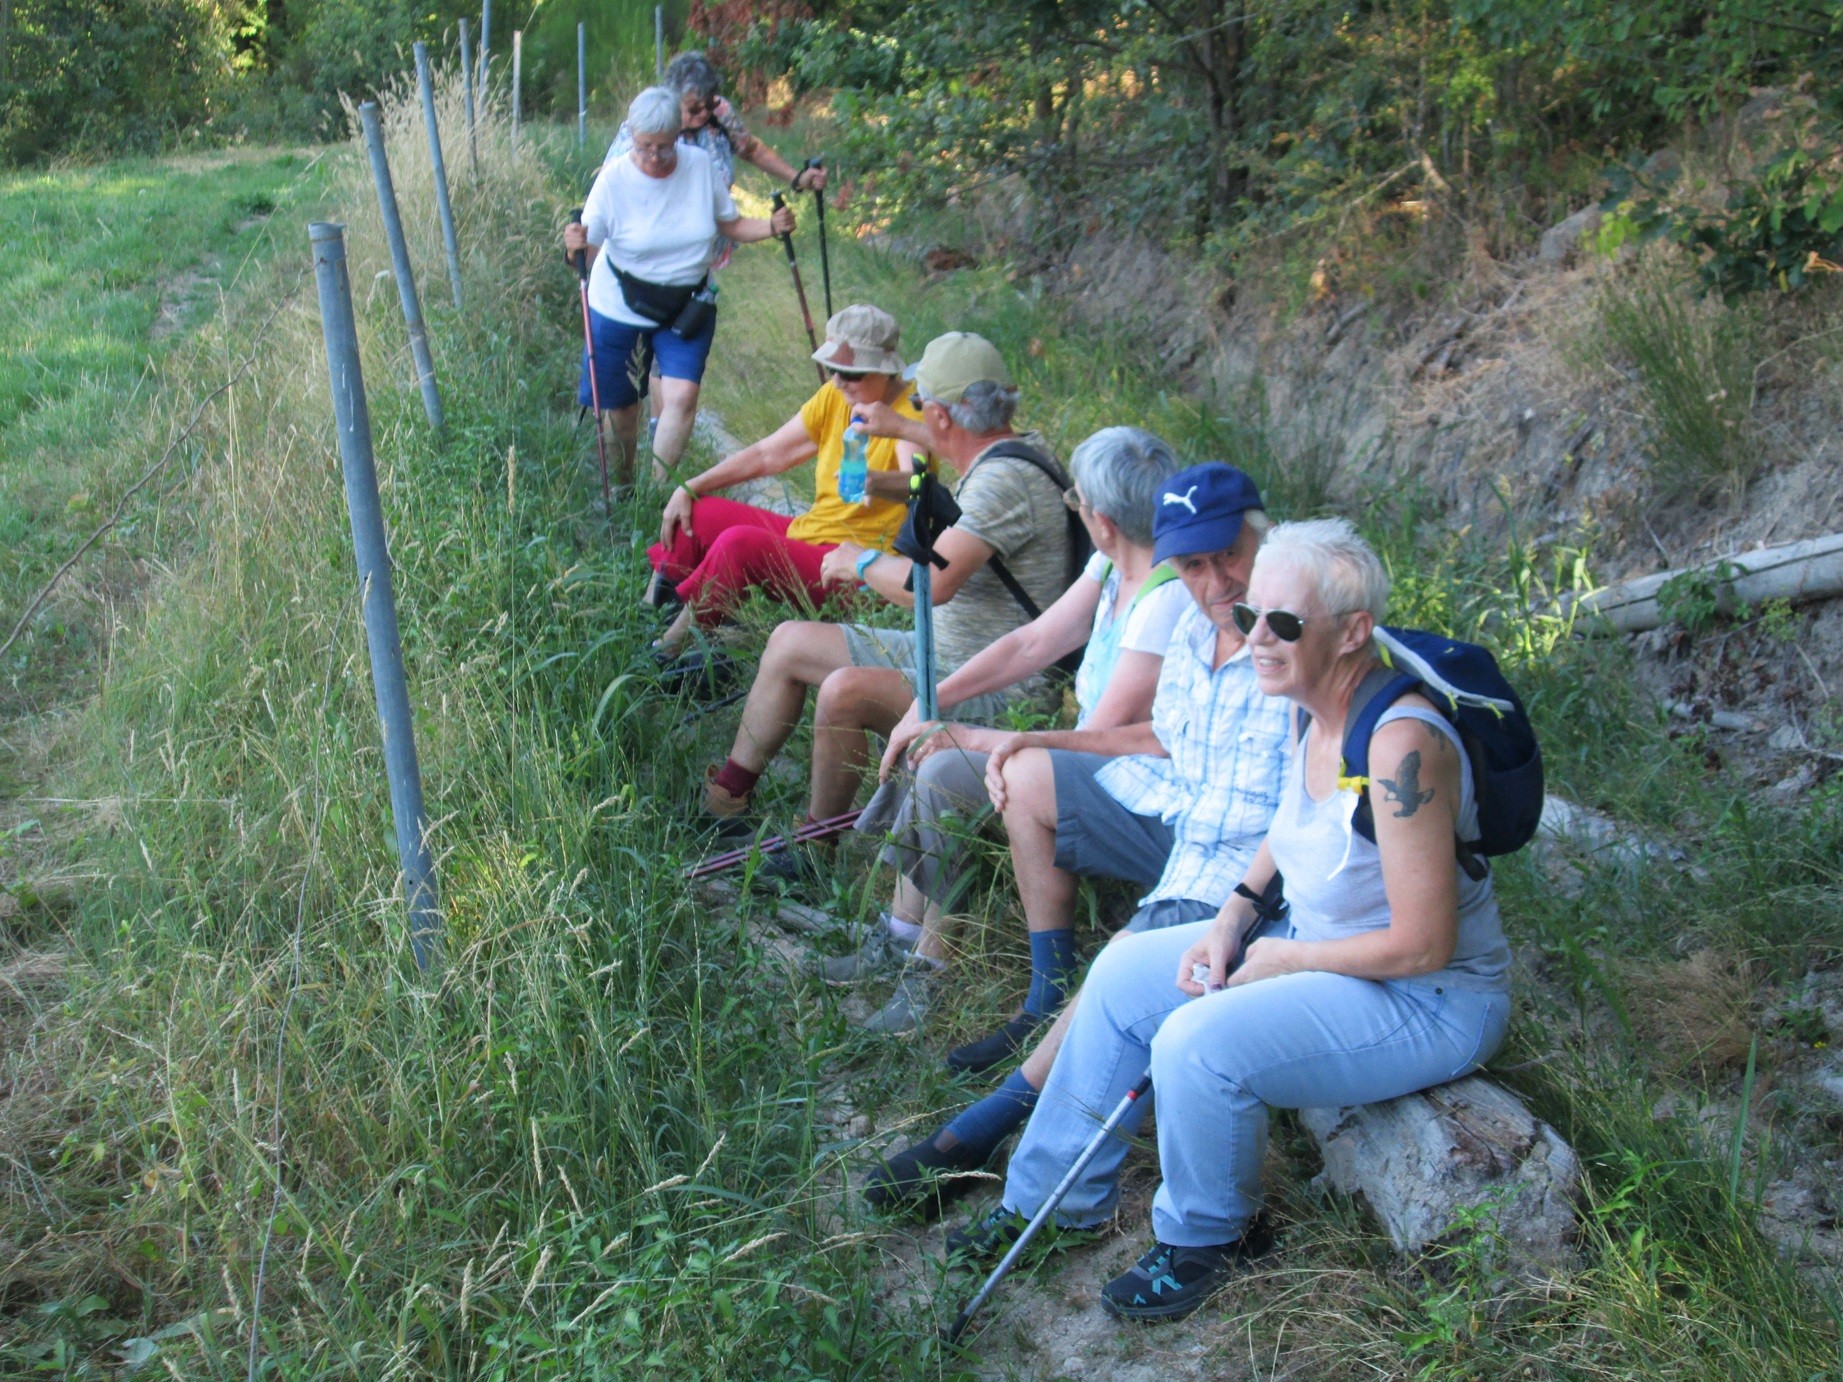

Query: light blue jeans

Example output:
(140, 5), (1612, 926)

(1001, 917), (1512, 1247)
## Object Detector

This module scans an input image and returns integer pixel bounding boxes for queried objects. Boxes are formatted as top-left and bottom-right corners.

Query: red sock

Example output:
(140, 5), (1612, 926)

(712, 759), (761, 799)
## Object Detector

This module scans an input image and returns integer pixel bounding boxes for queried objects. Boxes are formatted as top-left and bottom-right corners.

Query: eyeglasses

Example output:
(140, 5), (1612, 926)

(1061, 487), (1087, 513)
(829, 367), (872, 382)
(632, 141), (678, 164)
(1230, 602), (1345, 642)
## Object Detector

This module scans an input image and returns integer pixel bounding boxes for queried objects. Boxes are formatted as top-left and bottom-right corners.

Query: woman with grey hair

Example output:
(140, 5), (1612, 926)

(831, 426), (1196, 1035)
(563, 86), (795, 487)
(608, 50), (827, 218)
(946, 517), (1515, 1323)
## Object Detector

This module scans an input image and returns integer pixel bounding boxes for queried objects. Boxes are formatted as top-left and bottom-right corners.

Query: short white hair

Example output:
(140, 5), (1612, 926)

(1252, 517), (1389, 619)
(627, 86), (682, 137)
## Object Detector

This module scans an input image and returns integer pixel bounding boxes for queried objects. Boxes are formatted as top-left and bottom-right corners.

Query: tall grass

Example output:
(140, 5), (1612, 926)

(0, 70), (943, 1379)
(1598, 263), (1758, 502)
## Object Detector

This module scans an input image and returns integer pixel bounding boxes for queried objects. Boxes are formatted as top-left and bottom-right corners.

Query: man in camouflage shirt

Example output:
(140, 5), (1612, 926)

(700, 334), (1077, 873)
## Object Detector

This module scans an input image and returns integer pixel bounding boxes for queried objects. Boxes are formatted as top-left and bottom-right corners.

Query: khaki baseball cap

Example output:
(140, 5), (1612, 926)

(811, 303), (904, 375)
(904, 332), (1014, 404)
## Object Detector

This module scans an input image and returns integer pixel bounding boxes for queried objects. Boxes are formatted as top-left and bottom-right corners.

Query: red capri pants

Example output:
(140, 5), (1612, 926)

(647, 496), (839, 626)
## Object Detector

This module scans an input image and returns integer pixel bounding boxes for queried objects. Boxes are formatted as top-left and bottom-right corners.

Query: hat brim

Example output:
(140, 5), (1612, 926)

(1152, 512), (1246, 567)
(811, 339), (905, 375)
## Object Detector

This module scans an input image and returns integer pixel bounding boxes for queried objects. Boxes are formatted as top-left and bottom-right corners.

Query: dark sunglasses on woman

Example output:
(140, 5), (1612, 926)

(1230, 603), (1324, 642)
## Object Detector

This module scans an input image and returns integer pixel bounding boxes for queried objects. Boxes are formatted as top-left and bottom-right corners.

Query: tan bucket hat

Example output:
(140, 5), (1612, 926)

(811, 303), (905, 375)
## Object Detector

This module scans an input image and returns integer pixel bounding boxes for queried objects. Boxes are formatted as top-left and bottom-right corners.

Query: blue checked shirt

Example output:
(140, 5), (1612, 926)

(1095, 602), (1292, 907)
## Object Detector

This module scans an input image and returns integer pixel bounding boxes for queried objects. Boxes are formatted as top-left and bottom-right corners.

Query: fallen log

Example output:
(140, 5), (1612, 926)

(1563, 534), (1843, 634)
(1301, 1075), (1581, 1267)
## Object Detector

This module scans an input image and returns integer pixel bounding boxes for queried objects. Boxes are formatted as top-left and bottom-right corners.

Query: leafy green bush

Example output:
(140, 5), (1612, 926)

(729, 0), (1840, 264)
(0, 0), (234, 163)
(1601, 102), (1843, 297)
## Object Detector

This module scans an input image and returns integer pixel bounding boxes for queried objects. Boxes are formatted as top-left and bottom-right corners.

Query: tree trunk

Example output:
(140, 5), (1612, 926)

(1301, 1075), (1581, 1267)
(1562, 534), (1843, 634)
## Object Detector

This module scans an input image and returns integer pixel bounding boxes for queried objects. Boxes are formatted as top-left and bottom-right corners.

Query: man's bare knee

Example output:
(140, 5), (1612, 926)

(815, 666), (904, 729)
(762, 620), (844, 684)
(1001, 747), (1060, 827)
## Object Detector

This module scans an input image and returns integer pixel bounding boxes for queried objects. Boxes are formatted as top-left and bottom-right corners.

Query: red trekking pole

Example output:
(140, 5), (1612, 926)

(568, 207), (613, 517)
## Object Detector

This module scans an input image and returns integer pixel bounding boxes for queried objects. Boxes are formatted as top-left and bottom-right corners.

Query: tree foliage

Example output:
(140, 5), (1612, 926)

(1, 0), (234, 163)
(734, 0), (1843, 268)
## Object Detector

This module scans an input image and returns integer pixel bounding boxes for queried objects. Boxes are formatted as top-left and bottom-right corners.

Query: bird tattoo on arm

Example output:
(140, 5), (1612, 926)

(1377, 750), (1435, 818)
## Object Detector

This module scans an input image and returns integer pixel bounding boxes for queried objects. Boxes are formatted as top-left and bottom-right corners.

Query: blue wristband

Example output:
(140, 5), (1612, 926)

(854, 548), (879, 583)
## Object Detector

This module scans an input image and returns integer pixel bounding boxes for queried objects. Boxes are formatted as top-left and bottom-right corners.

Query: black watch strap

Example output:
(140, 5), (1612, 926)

(1233, 882), (1263, 906)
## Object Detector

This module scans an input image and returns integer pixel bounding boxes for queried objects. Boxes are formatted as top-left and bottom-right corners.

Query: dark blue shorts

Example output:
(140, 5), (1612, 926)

(578, 305), (717, 411)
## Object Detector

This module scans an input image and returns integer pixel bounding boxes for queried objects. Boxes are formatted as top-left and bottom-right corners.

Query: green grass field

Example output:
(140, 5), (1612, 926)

(1, 77), (1841, 1378)
(0, 149), (328, 707)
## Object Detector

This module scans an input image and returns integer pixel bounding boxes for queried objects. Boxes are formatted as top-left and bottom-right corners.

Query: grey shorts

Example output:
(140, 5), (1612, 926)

(841, 624), (1016, 725)
(1048, 750), (1175, 889)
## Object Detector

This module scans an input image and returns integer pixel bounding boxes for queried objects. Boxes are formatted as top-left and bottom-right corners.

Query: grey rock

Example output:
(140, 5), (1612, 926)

(1539, 206), (1603, 266)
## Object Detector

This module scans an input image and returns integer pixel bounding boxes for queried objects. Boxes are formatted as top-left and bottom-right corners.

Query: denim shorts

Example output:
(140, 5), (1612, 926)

(578, 305), (717, 411)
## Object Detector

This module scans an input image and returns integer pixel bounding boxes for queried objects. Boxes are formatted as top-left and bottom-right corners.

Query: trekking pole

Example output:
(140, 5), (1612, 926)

(910, 458), (939, 720)
(944, 1075), (1152, 1346)
(771, 191), (824, 384)
(804, 157), (832, 319)
(567, 207), (613, 519)
(684, 809), (864, 880)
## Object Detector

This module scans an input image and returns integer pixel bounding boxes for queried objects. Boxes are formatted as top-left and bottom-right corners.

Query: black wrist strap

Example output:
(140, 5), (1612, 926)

(1233, 882), (1263, 906)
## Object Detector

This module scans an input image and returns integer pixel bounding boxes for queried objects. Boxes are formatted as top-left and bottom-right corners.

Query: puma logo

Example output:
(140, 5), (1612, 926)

(1162, 485), (1199, 514)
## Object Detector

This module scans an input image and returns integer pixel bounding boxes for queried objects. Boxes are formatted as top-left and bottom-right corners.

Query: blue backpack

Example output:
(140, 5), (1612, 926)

(1320, 628), (1545, 880)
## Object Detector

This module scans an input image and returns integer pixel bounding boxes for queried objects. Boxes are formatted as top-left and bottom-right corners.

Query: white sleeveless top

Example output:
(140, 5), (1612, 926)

(1268, 705), (1511, 992)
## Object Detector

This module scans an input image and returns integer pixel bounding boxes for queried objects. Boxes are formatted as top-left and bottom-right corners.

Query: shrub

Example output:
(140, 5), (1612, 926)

(1597, 267), (1756, 501)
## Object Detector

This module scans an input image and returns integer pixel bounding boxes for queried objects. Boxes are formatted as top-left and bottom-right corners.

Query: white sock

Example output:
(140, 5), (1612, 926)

(883, 912), (924, 947)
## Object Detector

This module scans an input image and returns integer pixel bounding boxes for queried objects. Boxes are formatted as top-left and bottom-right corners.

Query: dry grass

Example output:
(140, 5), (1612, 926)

(1618, 949), (1759, 1080)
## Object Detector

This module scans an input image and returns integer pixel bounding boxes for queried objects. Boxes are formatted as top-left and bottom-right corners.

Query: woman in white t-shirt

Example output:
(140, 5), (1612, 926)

(562, 87), (795, 487)
(838, 427), (1195, 1033)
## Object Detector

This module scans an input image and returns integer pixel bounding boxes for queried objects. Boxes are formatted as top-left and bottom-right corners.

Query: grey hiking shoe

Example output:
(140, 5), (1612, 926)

(816, 923), (910, 984)
(862, 964), (941, 1035)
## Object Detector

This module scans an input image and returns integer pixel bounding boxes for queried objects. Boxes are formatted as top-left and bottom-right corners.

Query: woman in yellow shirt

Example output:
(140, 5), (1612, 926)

(649, 304), (923, 652)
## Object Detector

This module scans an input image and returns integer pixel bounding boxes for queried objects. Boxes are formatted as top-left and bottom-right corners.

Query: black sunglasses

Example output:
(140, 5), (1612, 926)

(828, 367), (872, 381)
(1230, 602), (1332, 642)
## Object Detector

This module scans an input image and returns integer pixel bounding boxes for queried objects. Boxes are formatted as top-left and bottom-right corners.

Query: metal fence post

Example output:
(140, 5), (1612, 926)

(577, 21), (586, 148)
(459, 19), (479, 176)
(415, 42), (464, 313)
(511, 30), (521, 153)
(654, 6), (664, 81)
(358, 102), (443, 430)
(477, 0), (491, 90)
(308, 222), (443, 974)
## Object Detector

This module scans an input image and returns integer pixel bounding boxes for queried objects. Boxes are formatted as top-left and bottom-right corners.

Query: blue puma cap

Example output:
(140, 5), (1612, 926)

(1152, 463), (1264, 565)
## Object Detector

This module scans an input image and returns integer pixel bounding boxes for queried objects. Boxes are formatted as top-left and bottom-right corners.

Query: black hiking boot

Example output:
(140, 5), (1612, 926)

(1098, 1217), (1274, 1323)
(864, 1132), (991, 1219)
(945, 1014), (1045, 1076)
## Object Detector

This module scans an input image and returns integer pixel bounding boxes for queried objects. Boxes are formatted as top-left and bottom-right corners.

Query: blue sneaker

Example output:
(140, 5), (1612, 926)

(1098, 1218), (1273, 1322)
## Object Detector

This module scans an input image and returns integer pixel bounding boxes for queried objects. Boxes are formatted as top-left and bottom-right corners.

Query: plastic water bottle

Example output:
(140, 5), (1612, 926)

(838, 416), (869, 505)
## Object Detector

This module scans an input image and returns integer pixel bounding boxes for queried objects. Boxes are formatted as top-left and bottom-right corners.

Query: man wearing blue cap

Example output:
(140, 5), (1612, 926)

(866, 463), (1292, 1210)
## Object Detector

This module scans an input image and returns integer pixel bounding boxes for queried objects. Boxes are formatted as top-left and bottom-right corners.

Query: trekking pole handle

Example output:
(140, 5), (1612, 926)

(566, 206), (589, 280)
(771, 192), (797, 264)
(799, 155), (825, 189)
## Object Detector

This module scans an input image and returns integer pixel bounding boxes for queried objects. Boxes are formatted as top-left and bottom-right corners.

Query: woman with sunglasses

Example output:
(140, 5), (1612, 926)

(564, 86), (796, 490)
(648, 304), (924, 655)
(946, 517), (1512, 1324)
